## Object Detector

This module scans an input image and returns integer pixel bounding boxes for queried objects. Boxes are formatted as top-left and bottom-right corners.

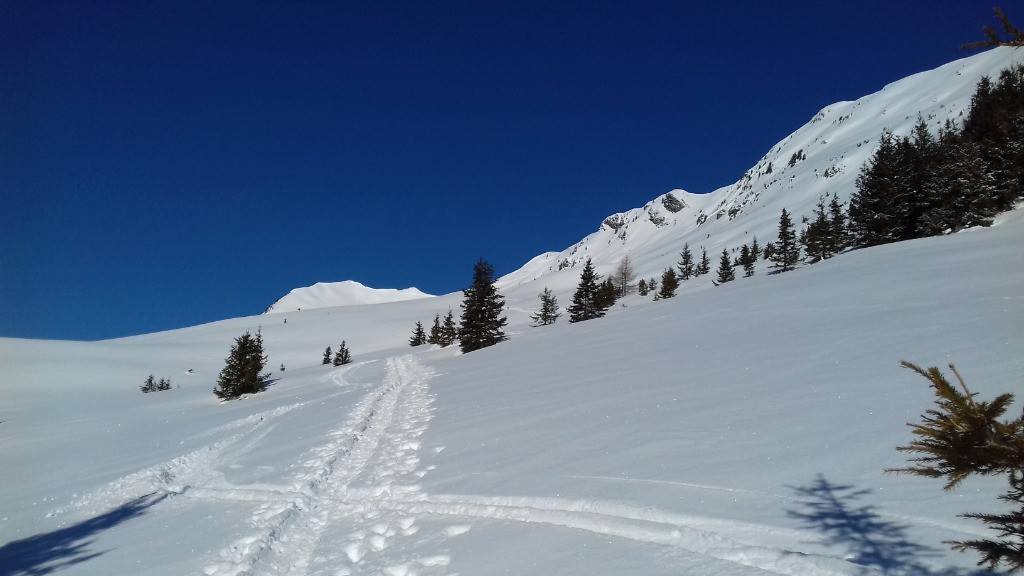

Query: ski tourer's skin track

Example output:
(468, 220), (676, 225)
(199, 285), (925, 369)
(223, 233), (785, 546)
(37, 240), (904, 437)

(48, 354), (911, 575)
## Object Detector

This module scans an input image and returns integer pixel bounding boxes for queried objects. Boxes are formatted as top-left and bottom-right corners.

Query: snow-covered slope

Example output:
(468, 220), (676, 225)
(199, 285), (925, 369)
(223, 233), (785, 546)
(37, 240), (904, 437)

(264, 280), (433, 313)
(499, 47), (1024, 293)
(2, 206), (1022, 575)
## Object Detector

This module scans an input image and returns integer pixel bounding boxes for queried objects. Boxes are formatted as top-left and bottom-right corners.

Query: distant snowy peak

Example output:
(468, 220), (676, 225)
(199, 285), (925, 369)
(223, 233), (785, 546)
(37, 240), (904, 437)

(499, 47), (1024, 289)
(264, 281), (433, 313)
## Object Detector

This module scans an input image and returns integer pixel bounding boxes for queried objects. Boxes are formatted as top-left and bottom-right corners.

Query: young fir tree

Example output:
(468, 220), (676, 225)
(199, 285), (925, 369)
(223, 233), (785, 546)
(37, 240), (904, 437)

(637, 278), (650, 296)
(597, 278), (618, 311)
(677, 243), (695, 280)
(658, 268), (679, 299)
(333, 341), (352, 366)
(715, 248), (735, 285)
(568, 257), (605, 323)
(801, 195), (832, 263)
(458, 258), (507, 353)
(750, 236), (760, 261)
(409, 321), (427, 346)
(826, 193), (849, 255)
(141, 374), (157, 393)
(890, 361), (1024, 572)
(740, 244), (755, 277)
(695, 247), (711, 277)
(322, 346), (332, 365)
(770, 208), (800, 272)
(214, 329), (270, 400)
(157, 377), (171, 391)
(440, 309), (459, 347)
(530, 287), (561, 326)
(426, 314), (442, 345)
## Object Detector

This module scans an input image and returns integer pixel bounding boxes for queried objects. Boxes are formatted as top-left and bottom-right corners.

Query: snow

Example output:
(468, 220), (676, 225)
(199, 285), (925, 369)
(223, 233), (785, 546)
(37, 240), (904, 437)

(3, 48), (1024, 575)
(264, 281), (433, 314)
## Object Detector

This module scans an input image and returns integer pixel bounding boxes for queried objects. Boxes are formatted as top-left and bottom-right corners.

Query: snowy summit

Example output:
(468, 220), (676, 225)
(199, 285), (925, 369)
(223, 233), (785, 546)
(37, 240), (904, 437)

(265, 280), (433, 313)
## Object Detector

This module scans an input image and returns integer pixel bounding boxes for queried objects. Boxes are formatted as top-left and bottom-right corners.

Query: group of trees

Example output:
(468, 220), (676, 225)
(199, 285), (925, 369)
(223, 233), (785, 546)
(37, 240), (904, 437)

(851, 64), (1024, 247)
(322, 341), (353, 366)
(140, 375), (172, 393)
(409, 258), (507, 354)
(410, 310), (459, 347)
(213, 329), (270, 400)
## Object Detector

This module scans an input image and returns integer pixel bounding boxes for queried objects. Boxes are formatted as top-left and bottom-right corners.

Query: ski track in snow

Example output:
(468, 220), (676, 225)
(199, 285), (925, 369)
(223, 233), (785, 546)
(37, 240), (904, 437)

(49, 355), (873, 575)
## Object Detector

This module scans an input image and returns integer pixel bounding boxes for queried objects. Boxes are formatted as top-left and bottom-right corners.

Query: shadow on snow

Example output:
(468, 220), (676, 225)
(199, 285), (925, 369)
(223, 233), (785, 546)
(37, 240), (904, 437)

(0, 492), (166, 576)
(787, 474), (996, 576)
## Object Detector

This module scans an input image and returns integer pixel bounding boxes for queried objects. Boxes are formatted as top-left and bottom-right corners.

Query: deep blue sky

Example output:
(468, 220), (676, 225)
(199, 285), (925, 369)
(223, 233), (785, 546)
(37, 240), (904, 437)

(0, 1), (995, 340)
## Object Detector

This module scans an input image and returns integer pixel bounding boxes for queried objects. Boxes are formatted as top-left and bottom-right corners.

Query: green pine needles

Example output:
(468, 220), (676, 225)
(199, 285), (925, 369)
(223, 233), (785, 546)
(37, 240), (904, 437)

(890, 361), (1024, 572)
(214, 328), (270, 400)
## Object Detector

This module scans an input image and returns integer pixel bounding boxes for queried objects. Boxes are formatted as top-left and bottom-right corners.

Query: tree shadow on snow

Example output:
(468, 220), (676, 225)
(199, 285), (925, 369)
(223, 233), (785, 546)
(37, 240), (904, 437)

(0, 492), (166, 576)
(786, 474), (994, 576)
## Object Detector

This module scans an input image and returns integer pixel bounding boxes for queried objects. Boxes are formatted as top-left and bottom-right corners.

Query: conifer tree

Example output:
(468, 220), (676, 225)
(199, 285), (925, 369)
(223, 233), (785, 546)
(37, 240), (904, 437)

(333, 340), (352, 365)
(850, 132), (911, 246)
(597, 278), (618, 311)
(658, 268), (679, 299)
(409, 321), (427, 346)
(157, 377), (171, 391)
(715, 248), (735, 285)
(695, 247), (711, 276)
(826, 193), (848, 254)
(770, 208), (800, 272)
(322, 346), (332, 365)
(426, 314), (442, 345)
(440, 309), (459, 347)
(530, 287), (561, 326)
(458, 258), (507, 353)
(750, 236), (760, 261)
(740, 244), (755, 277)
(647, 276), (658, 295)
(801, 195), (832, 263)
(568, 258), (605, 323)
(677, 243), (695, 280)
(890, 361), (1024, 572)
(141, 374), (157, 393)
(214, 329), (270, 400)
(637, 278), (650, 296)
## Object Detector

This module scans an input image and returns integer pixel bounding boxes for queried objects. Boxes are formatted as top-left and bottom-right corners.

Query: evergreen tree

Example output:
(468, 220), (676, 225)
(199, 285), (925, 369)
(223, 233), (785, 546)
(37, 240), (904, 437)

(658, 268), (679, 299)
(715, 248), (735, 284)
(890, 361), (1024, 572)
(427, 314), (442, 345)
(440, 309), (459, 347)
(613, 255), (637, 297)
(770, 208), (800, 272)
(157, 377), (171, 391)
(647, 276), (658, 294)
(750, 236), (760, 261)
(141, 374), (157, 393)
(740, 244), (755, 277)
(637, 278), (650, 296)
(695, 247), (711, 276)
(801, 195), (832, 263)
(409, 321), (427, 346)
(322, 346), (332, 365)
(568, 258), (605, 323)
(214, 329), (270, 400)
(458, 258), (507, 353)
(596, 278), (618, 311)
(826, 193), (848, 254)
(530, 287), (561, 326)
(333, 340), (352, 365)
(850, 132), (912, 246)
(677, 243), (695, 280)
